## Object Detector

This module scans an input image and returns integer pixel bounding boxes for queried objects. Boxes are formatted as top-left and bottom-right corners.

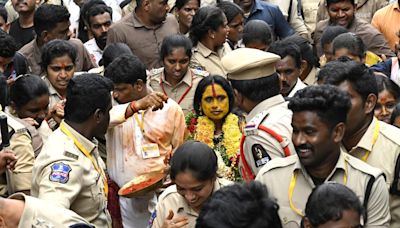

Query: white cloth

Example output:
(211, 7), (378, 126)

(288, 78), (307, 97)
(84, 38), (103, 66)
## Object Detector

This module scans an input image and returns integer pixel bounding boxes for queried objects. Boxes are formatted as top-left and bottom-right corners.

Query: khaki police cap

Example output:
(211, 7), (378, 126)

(221, 48), (281, 80)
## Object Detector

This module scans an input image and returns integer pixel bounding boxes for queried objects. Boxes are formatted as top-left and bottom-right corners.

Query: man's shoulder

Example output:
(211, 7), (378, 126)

(19, 39), (35, 55)
(39, 130), (81, 160)
(257, 155), (297, 177)
(345, 153), (383, 179)
(315, 19), (330, 31)
(378, 121), (400, 147)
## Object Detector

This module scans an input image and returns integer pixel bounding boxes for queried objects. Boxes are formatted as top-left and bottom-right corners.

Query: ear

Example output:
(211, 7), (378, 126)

(0, 216), (5, 228)
(332, 122), (346, 143)
(3, 23), (10, 33)
(142, 0), (151, 11)
(364, 93), (377, 115)
(41, 31), (50, 43)
(233, 89), (242, 105)
(300, 60), (307, 75)
(302, 217), (313, 228)
(93, 108), (103, 124)
(135, 79), (145, 92)
(35, 0), (40, 5)
(208, 29), (216, 39)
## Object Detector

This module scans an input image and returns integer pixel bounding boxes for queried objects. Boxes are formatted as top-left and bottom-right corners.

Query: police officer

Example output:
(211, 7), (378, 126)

(31, 74), (113, 227)
(147, 35), (209, 115)
(322, 60), (400, 227)
(221, 48), (296, 180)
(256, 85), (390, 227)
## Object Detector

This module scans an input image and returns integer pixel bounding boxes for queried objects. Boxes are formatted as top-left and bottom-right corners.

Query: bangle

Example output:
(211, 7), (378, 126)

(130, 101), (138, 113)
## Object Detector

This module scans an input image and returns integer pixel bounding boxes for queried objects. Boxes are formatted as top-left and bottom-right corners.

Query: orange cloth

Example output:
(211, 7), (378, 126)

(372, 2), (400, 50)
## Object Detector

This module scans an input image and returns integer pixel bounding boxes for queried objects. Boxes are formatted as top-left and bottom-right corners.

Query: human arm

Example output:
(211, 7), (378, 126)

(8, 132), (35, 194)
(364, 175), (391, 227)
(0, 149), (17, 174)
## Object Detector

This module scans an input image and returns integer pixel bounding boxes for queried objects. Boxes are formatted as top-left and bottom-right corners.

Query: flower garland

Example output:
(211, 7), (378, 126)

(185, 112), (242, 181)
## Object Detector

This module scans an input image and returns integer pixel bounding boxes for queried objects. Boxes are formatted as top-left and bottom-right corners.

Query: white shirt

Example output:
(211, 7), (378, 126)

(288, 78), (307, 97)
(84, 38), (103, 66)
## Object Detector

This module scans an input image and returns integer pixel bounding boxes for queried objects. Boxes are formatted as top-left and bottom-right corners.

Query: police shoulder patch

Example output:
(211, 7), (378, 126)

(49, 162), (72, 184)
(252, 144), (271, 168)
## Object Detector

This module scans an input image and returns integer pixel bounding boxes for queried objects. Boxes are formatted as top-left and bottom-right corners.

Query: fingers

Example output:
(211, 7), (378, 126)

(166, 209), (174, 220)
(0, 151), (17, 171)
(169, 217), (189, 228)
(22, 118), (39, 127)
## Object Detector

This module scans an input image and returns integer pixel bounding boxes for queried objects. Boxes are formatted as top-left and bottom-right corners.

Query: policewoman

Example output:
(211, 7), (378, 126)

(221, 48), (296, 180)
(31, 74), (113, 227)
(147, 34), (208, 115)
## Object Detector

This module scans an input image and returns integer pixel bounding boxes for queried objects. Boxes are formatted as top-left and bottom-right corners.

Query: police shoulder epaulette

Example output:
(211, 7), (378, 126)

(191, 68), (209, 77)
(378, 121), (400, 146)
(6, 115), (27, 134)
(63, 138), (81, 160)
(244, 111), (269, 136)
(345, 154), (383, 178)
(158, 185), (179, 201)
(148, 68), (164, 78)
(258, 155), (297, 175)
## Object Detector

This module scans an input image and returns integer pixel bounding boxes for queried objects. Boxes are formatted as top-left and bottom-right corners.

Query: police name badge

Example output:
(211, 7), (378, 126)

(49, 162), (72, 184)
(141, 143), (160, 159)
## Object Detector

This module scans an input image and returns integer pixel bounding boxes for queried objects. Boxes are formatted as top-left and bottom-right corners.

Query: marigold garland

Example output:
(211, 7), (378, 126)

(186, 113), (242, 181)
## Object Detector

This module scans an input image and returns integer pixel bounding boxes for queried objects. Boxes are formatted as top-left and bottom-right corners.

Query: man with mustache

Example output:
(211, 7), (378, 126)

(322, 60), (400, 227)
(256, 85), (390, 227)
(313, 0), (393, 58)
(107, 0), (179, 69)
(269, 40), (307, 98)
(84, 4), (113, 66)
(221, 48), (296, 180)
(9, 0), (39, 49)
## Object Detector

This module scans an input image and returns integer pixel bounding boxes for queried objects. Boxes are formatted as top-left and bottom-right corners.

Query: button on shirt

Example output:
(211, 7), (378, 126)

(245, 0), (294, 40)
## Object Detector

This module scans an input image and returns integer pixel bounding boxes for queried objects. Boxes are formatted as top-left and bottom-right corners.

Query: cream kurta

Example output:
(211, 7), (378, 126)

(107, 99), (186, 228)
(256, 152), (390, 227)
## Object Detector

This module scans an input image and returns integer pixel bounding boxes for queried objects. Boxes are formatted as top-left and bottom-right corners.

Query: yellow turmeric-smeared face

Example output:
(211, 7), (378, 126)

(201, 83), (229, 121)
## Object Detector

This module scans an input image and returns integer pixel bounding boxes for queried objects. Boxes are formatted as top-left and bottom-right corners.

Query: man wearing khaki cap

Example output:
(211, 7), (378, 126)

(221, 48), (296, 181)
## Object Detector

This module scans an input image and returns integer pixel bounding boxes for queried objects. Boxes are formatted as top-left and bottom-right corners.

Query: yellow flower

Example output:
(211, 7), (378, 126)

(222, 114), (241, 159)
(195, 116), (215, 148)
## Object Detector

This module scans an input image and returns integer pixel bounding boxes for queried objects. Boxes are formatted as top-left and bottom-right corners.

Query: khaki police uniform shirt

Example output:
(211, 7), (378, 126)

(242, 95), (296, 177)
(190, 42), (232, 77)
(341, 118), (400, 227)
(1, 112), (35, 195)
(256, 151), (390, 227)
(9, 193), (92, 228)
(151, 178), (233, 228)
(19, 38), (96, 76)
(31, 121), (111, 227)
(147, 67), (208, 114)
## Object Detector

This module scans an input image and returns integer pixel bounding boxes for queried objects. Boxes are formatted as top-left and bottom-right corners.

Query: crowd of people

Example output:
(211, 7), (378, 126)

(0, 0), (400, 227)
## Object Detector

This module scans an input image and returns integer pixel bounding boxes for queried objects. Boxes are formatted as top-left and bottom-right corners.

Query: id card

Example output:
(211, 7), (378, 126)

(142, 143), (160, 159)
